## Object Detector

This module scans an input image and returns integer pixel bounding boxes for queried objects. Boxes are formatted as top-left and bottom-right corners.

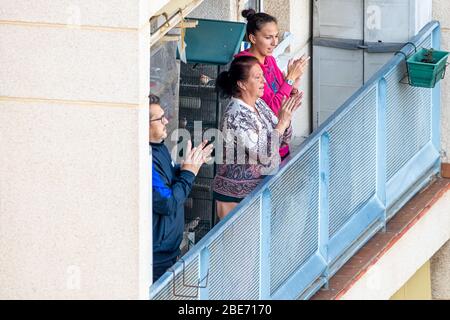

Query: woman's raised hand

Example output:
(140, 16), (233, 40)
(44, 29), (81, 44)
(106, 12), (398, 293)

(286, 55), (310, 83)
(277, 94), (302, 130)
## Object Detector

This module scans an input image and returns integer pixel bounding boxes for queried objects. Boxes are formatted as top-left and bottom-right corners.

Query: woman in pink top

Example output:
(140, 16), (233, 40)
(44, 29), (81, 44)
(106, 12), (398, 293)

(236, 9), (309, 159)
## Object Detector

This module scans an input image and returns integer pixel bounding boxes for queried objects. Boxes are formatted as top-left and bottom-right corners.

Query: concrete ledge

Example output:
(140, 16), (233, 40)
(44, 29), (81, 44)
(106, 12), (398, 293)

(0, 0), (150, 29)
(312, 178), (450, 300)
(0, 24), (147, 104)
(0, 101), (151, 299)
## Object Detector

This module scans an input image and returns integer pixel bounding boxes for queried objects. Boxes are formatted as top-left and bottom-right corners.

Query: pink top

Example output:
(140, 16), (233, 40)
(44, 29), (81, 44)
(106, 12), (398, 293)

(235, 49), (293, 158)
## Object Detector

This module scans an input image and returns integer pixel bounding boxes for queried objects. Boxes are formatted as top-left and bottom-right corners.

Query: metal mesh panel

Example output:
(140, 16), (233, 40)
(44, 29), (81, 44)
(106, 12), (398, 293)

(150, 40), (180, 148)
(386, 37), (432, 181)
(269, 143), (320, 294)
(152, 257), (199, 300)
(208, 198), (261, 300)
(329, 88), (377, 237)
(179, 63), (229, 244)
(179, 63), (222, 130)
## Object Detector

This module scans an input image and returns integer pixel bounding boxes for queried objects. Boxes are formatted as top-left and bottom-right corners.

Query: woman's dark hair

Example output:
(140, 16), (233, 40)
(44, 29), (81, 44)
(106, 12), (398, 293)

(216, 55), (260, 98)
(241, 9), (277, 38)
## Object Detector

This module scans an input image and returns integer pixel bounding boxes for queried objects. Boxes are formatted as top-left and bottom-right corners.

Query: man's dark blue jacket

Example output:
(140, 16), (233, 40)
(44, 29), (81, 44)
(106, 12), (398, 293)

(151, 142), (195, 266)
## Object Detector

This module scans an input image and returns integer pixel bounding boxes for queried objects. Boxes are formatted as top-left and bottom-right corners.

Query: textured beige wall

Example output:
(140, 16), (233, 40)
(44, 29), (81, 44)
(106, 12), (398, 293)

(265, 0), (311, 51)
(433, 0), (450, 164)
(430, 0), (450, 300)
(431, 240), (450, 299)
(189, 0), (237, 21)
(189, 0), (263, 22)
(265, 0), (290, 37)
(0, 1), (151, 299)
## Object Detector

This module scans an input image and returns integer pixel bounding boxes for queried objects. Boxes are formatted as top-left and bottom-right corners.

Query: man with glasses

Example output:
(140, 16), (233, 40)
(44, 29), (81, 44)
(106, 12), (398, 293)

(149, 94), (213, 283)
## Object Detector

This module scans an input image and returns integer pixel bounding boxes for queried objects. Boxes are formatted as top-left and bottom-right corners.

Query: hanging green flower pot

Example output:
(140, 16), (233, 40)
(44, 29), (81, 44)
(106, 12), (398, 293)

(406, 48), (449, 88)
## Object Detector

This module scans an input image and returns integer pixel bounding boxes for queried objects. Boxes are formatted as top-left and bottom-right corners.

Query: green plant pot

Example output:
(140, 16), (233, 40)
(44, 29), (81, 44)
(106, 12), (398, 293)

(406, 48), (449, 88)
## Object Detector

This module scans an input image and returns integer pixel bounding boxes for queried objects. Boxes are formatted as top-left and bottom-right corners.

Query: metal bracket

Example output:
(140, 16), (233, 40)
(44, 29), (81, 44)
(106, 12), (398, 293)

(319, 266), (330, 291)
(161, 34), (180, 42)
(395, 51), (411, 86)
(395, 42), (418, 85)
(440, 149), (448, 162)
(313, 37), (407, 53)
(320, 275), (330, 291)
(442, 63), (450, 80)
(168, 258), (209, 298)
(162, 12), (170, 28)
(175, 20), (198, 29)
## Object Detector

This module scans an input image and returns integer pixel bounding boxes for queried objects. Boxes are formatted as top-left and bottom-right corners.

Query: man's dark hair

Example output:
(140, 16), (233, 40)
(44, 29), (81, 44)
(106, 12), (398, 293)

(149, 94), (160, 105)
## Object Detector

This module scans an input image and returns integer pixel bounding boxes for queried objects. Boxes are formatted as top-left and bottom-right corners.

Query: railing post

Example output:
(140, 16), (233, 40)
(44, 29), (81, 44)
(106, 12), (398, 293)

(377, 78), (387, 230)
(431, 24), (441, 153)
(319, 132), (330, 286)
(199, 247), (210, 300)
(260, 190), (271, 299)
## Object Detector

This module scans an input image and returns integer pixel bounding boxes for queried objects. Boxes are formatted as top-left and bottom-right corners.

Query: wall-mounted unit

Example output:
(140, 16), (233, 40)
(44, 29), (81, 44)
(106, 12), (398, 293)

(313, 0), (432, 128)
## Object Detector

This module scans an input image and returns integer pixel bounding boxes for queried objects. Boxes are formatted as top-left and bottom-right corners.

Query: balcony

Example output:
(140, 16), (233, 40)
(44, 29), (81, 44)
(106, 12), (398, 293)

(150, 21), (443, 300)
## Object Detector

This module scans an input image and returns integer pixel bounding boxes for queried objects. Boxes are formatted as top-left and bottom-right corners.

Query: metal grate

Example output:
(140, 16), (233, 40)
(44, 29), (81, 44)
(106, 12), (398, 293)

(208, 198), (261, 300)
(328, 88), (377, 237)
(152, 257), (200, 300)
(179, 62), (225, 243)
(269, 143), (320, 294)
(179, 63), (223, 130)
(386, 37), (432, 181)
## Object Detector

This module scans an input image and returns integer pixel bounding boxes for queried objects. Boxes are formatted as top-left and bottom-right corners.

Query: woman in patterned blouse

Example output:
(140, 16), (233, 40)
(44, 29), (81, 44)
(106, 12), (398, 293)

(213, 55), (302, 219)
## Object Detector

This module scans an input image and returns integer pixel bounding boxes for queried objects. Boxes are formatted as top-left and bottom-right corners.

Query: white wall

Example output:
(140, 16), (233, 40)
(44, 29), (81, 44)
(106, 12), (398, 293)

(265, 0), (312, 140)
(150, 0), (171, 17)
(0, 0), (151, 299)
(430, 0), (450, 300)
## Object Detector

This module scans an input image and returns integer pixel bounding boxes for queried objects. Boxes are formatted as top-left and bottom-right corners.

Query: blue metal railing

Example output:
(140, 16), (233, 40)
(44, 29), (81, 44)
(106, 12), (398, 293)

(150, 21), (442, 300)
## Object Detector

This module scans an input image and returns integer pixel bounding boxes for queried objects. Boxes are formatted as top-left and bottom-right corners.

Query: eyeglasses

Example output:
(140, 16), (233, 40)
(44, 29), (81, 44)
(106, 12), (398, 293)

(150, 115), (166, 124)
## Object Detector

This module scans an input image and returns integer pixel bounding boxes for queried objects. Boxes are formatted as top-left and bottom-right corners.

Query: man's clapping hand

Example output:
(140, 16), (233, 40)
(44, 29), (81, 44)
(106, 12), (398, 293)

(181, 140), (214, 176)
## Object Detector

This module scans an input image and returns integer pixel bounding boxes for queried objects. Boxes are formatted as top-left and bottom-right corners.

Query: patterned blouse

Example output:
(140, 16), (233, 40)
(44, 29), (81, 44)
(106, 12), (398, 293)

(213, 97), (292, 199)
